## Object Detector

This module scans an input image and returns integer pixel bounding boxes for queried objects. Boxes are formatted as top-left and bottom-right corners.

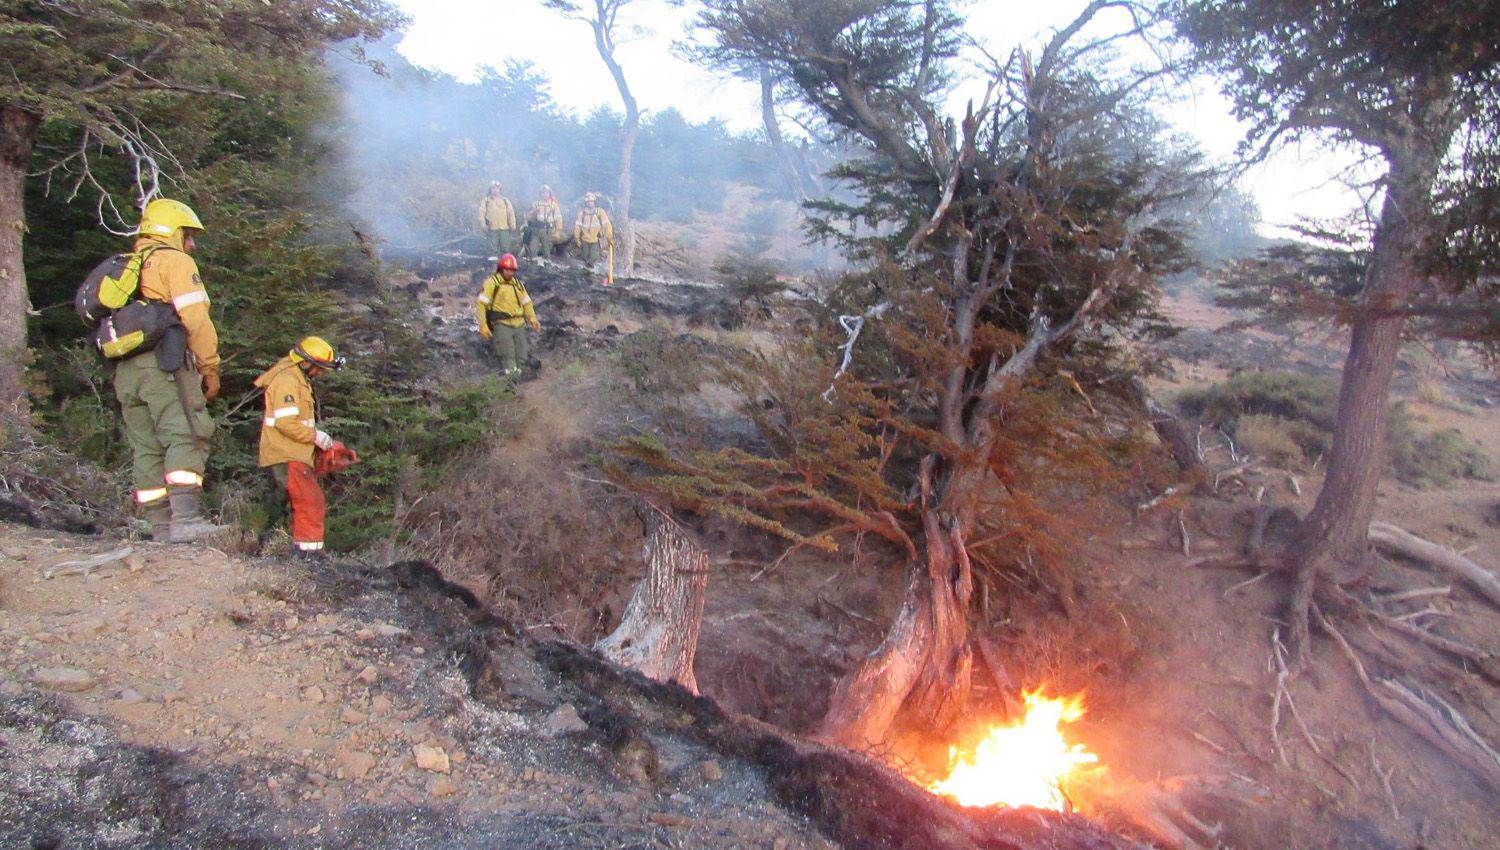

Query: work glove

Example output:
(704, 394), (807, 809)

(528, 318), (541, 333)
(200, 365), (221, 402)
(314, 430), (335, 451)
(479, 323), (492, 340)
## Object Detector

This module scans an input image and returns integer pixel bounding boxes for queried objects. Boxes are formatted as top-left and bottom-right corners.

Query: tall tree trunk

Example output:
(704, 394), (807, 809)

(1286, 142), (1446, 659)
(0, 105), (40, 435)
(595, 505), (709, 693)
(760, 70), (810, 203)
(591, 8), (637, 276)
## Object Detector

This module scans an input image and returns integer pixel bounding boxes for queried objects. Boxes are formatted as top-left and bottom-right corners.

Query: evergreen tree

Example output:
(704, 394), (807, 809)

(0, 0), (402, 429)
(1174, 0), (1500, 660)
(634, 0), (1198, 747)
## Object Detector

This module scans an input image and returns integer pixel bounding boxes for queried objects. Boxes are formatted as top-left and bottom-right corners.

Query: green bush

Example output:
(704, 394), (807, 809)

(1178, 370), (1339, 458)
(1180, 371), (1492, 487)
(1390, 425), (1494, 489)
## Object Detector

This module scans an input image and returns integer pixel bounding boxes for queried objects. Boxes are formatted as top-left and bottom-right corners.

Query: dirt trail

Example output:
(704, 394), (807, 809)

(0, 524), (841, 848)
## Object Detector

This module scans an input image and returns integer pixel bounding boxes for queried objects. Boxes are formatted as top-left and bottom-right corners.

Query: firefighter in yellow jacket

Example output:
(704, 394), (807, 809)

(116, 198), (224, 543)
(254, 337), (346, 554)
(523, 185), (564, 260)
(478, 181), (518, 258)
(572, 192), (613, 271)
(475, 253), (540, 375)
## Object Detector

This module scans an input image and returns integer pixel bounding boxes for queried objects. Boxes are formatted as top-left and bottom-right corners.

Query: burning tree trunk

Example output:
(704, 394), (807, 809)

(0, 105), (39, 433)
(822, 302), (1106, 748)
(595, 504), (709, 693)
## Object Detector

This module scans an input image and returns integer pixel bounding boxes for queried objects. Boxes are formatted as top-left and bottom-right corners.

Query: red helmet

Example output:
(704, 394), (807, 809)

(497, 253), (519, 272)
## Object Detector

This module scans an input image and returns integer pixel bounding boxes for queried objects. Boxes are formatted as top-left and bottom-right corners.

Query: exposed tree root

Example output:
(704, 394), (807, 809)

(1313, 606), (1500, 796)
(1368, 522), (1500, 612)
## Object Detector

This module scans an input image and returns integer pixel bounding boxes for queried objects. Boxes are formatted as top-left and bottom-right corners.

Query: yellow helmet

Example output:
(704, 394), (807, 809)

(583, 192), (597, 203)
(136, 198), (205, 238)
(289, 336), (345, 370)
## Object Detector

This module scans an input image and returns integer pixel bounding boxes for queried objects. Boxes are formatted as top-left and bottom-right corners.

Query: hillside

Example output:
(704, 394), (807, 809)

(9, 264), (1500, 848)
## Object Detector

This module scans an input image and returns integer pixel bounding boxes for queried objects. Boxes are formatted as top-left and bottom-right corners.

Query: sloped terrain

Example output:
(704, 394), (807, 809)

(0, 523), (1140, 849)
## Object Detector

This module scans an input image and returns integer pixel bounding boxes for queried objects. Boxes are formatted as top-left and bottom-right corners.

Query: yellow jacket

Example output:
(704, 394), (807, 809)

(574, 207), (612, 244)
(474, 273), (538, 333)
(527, 198), (564, 238)
(133, 235), (219, 372)
(254, 357), (321, 467)
(479, 195), (516, 231)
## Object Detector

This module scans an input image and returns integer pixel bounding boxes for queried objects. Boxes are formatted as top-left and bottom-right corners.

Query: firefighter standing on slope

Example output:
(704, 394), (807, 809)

(254, 336), (347, 555)
(478, 181), (518, 259)
(523, 185), (563, 261)
(573, 192), (613, 272)
(475, 253), (540, 375)
(116, 199), (224, 543)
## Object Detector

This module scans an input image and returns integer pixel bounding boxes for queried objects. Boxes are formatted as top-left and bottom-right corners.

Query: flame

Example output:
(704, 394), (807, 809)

(928, 689), (1099, 811)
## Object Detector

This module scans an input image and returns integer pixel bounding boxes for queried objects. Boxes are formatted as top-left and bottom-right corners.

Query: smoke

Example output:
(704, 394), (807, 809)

(325, 36), (826, 270)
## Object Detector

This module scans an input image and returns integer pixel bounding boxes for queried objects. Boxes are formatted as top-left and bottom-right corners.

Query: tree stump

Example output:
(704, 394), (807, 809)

(595, 505), (709, 694)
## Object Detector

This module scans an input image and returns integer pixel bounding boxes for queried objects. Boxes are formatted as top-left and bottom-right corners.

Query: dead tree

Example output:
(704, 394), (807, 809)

(544, 0), (640, 274)
(595, 504), (709, 693)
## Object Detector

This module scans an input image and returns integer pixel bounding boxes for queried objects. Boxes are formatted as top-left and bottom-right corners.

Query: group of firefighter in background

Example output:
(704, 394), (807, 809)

(84, 198), (355, 557)
(477, 182), (614, 273)
(88, 186), (601, 556)
(474, 181), (614, 374)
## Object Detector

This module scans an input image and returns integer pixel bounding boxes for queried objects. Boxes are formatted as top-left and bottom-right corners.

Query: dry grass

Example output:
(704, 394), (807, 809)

(405, 353), (643, 643)
(1415, 378), (1446, 406)
(1235, 414), (1308, 470)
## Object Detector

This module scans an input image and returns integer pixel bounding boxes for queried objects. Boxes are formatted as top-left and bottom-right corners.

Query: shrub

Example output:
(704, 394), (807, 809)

(1389, 425), (1493, 489)
(1177, 370), (1339, 458)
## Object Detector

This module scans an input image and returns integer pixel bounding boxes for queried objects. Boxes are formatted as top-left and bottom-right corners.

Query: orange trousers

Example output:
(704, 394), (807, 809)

(274, 461), (325, 551)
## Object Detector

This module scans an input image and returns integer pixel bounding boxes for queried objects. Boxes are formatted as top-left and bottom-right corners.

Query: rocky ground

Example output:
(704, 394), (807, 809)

(0, 523), (1137, 850)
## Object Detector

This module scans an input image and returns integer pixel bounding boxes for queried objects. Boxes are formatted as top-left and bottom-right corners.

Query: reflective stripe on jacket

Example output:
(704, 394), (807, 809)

(254, 357), (317, 467)
(479, 195), (516, 231)
(573, 208), (612, 244)
(528, 198), (563, 237)
(133, 235), (219, 371)
(474, 274), (536, 329)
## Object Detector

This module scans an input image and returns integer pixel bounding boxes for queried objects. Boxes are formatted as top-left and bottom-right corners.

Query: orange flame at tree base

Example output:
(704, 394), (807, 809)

(928, 689), (1099, 811)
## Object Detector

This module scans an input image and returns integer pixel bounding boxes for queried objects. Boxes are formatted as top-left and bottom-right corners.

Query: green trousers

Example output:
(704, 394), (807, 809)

(523, 224), (554, 259)
(114, 353), (214, 498)
(487, 228), (518, 256)
(579, 240), (602, 269)
(489, 323), (529, 372)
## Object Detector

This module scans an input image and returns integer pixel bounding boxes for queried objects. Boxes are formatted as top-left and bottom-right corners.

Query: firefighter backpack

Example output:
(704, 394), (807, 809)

(74, 246), (181, 360)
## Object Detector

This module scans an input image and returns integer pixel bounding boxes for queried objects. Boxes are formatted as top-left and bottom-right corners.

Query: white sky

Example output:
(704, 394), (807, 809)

(392, 0), (1368, 232)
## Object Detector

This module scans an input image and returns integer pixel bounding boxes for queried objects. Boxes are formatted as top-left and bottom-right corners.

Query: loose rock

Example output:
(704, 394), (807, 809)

(338, 750), (377, 780)
(427, 776), (458, 798)
(413, 744), (450, 773)
(541, 703), (588, 738)
(699, 760), (723, 782)
(303, 685), (325, 704)
(32, 667), (96, 692)
(356, 665), (378, 684)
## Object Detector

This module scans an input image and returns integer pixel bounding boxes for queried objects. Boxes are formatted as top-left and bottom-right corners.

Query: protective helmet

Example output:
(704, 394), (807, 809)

(540, 184), (553, 197)
(136, 199), (205, 238)
(497, 253), (519, 272)
(583, 192), (597, 203)
(489, 181), (502, 190)
(289, 336), (345, 370)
